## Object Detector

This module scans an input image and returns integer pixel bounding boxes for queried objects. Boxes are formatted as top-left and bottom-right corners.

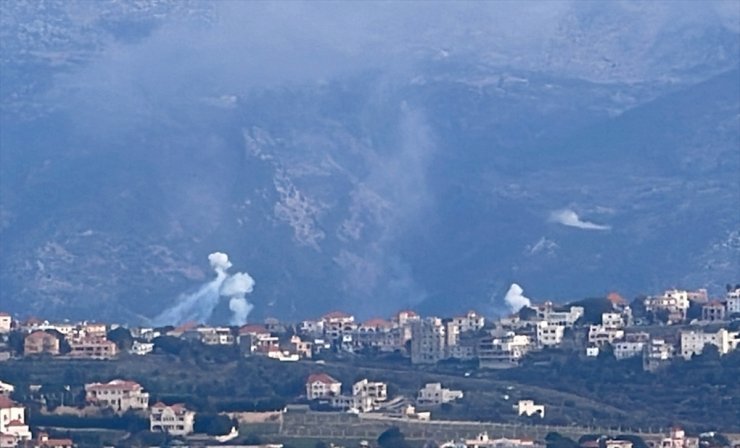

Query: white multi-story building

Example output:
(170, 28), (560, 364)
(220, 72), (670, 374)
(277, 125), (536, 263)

(130, 341), (154, 356)
(322, 311), (356, 341)
(197, 327), (234, 345)
(450, 311), (485, 334)
(645, 289), (707, 323)
(355, 319), (401, 352)
(395, 310), (421, 345)
(643, 338), (674, 372)
(130, 327), (160, 342)
(352, 379), (387, 411)
(305, 373), (342, 400)
(725, 288), (740, 316)
(0, 381), (14, 397)
(588, 325), (624, 346)
(410, 318), (447, 364)
(329, 379), (388, 413)
(516, 400), (544, 418)
(447, 340), (478, 361)
(657, 427), (699, 448)
(605, 440), (633, 448)
(614, 341), (645, 360)
(417, 383), (464, 405)
(645, 291), (691, 322)
(614, 332), (650, 360)
(601, 312), (624, 329)
(149, 402), (195, 436)
(0, 396), (32, 444)
(446, 320), (461, 349)
(299, 319), (325, 336)
(0, 313), (11, 334)
(452, 432), (540, 448)
(290, 335), (313, 359)
(238, 325), (279, 355)
(536, 302), (584, 327)
(479, 332), (531, 368)
(329, 394), (371, 413)
(679, 328), (739, 360)
(535, 322), (564, 348)
(395, 310), (420, 326)
(85, 379), (150, 413)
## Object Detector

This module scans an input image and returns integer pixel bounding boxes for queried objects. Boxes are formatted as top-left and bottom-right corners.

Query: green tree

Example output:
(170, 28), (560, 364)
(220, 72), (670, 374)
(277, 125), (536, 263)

(518, 306), (538, 321)
(7, 331), (24, 355)
(569, 297), (614, 325)
(107, 327), (134, 351)
(378, 427), (409, 448)
(153, 336), (188, 356)
(545, 432), (579, 448)
(686, 302), (703, 321)
(651, 309), (670, 325)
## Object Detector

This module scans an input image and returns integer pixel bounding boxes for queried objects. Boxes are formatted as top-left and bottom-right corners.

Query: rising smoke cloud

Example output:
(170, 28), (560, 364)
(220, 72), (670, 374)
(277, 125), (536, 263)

(503, 283), (532, 313)
(220, 272), (255, 326)
(549, 209), (611, 231)
(153, 252), (255, 326)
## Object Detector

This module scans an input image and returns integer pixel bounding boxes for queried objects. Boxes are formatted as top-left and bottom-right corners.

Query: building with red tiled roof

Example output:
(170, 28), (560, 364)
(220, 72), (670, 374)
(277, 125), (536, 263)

(237, 324), (278, 355)
(167, 321), (199, 337)
(322, 311), (354, 321)
(238, 324), (269, 335)
(306, 373), (342, 400)
(23, 331), (60, 356)
(26, 432), (74, 448)
(607, 292), (627, 307)
(321, 311), (356, 341)
(395, 310), (420, 325)
(580, 440), (600, 448)
(361, 318), (393, 329)
(0, 395), (32, 442)
(68, 337), (117, 360)
(85, 379), (149, 413)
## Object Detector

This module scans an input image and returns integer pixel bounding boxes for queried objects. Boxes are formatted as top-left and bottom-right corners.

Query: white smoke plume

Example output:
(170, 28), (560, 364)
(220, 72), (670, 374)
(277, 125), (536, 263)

(549, 209), (611, 230)
(208, 252), (232, 274)
(504, 283), (532, 314)
(220, 272), (256, 326)
(153, 252), (255, 326)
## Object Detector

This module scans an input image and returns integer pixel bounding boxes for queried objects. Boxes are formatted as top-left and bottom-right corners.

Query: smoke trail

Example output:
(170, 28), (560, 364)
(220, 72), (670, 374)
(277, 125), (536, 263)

(504, 283), (532, 313)
(549, 209), (611, 230)
(153, 251), (256, 326)
(220, 272), (255, 326)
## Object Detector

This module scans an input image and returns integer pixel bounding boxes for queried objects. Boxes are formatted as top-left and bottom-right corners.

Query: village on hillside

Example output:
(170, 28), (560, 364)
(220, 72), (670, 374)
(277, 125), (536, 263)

(0, 286), (739, 448)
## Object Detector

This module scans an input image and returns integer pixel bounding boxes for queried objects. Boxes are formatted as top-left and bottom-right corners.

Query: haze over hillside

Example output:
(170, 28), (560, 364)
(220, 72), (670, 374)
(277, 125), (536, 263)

(1, 0), (738, 324)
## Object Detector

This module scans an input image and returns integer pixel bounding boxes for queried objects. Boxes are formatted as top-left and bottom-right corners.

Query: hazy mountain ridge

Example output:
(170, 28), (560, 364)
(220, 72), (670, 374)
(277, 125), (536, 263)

(1, 1), (738, 323)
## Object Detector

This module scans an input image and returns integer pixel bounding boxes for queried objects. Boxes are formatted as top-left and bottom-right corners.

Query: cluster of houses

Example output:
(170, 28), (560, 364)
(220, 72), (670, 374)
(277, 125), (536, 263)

(0, 316), (118, 360)
(1, 287), (738, 370)
(303, 372), (544, 421)
(0, 287), (738, 372)
(84, 379), (197, 436)
(406, 288), (740, 371)
(0, 376), (199, 447)
(0, 392), (72, 448)
(307, 374), (390, 414)
(437, 426), (704, 448)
